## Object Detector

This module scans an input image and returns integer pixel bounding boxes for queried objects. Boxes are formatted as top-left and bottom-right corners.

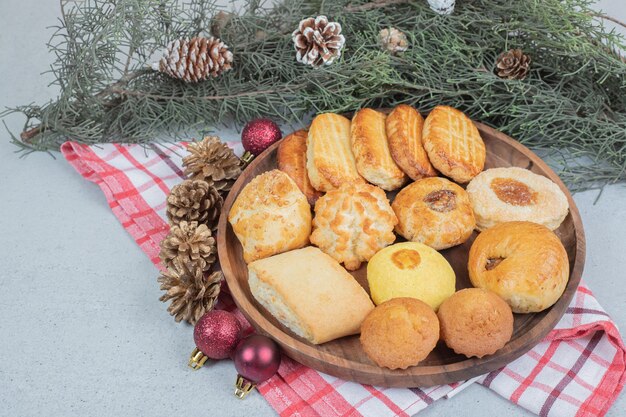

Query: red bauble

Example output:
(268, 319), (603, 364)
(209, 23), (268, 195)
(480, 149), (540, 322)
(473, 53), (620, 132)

(241, 118), (282, 157)
(234, 334), (281, 383)
(193, 310), (242, 360)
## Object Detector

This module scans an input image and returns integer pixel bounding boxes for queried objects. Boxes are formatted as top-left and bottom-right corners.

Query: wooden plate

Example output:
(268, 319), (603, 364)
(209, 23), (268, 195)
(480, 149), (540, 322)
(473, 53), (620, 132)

(217, 118), (585, 387)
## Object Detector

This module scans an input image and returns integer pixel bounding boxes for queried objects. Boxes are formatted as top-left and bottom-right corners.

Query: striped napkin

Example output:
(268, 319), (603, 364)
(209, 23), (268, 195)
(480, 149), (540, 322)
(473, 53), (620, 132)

(61, 141), (626, 417)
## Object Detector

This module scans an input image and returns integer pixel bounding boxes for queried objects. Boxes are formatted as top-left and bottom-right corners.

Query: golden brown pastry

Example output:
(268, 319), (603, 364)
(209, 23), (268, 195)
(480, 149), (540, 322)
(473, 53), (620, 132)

(311, 182), (397, 270)
(228, 170), (311, 263)
(248, 247), (374, 345)
(466, 167), (569, 231)
(438, 288), (513, 358)
(277, 129), (323, 205)
(351, 108), (407, 190)
(360, 298), (440, 370)
(392, 177), (476, 250)
(306, 113), (364, 192)
(422, 106), (485, 183)
(386, 104), (437, 181)
(468, 221), (569, 313)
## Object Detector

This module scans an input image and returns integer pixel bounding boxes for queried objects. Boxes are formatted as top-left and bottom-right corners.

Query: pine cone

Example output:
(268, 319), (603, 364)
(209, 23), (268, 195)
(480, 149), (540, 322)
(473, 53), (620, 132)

(292, 16), (345, 68)
(182, 136), (242, 193)
(158, 263), (222, 324)
(495, 49), (531, 80)
(159, 221), (216, 271)
(154, 36), (233, 82)
(379, 28), (408, 55)
(166, 179), (223, 229)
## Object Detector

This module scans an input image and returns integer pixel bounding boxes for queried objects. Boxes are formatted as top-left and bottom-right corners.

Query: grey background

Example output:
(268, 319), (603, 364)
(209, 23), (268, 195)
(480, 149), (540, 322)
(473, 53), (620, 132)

(0, 1), (624, 416)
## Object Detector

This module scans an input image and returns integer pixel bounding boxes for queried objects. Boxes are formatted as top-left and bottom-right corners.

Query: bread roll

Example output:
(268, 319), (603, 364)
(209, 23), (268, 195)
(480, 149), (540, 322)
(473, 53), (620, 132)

(248, 246), (374, 344)
(422, 106), (485, 183)
(351, 108), (407, 190)
(277, 129), (323, 205)
(468, 221), (569, 313)
(306, 113), (364, 192)
(386, 104), (437, 180)
(228, 170), (311, 263)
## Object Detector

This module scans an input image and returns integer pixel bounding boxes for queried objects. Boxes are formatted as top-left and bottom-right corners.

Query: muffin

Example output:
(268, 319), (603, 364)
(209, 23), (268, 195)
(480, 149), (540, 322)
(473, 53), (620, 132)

(360, 298), (440, 369)
(367, 242), (456, 310)
(468, 221), (569, 313)
(466, 167), (569, 231)
(392, 177), (476, 250)
(438, 288), (514, 358)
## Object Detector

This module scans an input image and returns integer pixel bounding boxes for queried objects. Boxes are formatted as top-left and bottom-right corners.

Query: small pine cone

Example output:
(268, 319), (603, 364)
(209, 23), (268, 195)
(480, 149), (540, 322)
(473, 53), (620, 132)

(183, 136), (242, 194)
(154, 36), (233, 82)
(166, 179), (223, 229)
(159, 221), (216, 271)
(495, 49), (531, 80)
(158, 263), (223, 324)
(292, 16), (345, 67)
(378, 28), (408, 55)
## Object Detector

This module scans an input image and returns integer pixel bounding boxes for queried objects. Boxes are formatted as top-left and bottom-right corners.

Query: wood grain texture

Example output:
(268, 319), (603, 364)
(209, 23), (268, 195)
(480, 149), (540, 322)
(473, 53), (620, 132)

(217, 114), (586, 388)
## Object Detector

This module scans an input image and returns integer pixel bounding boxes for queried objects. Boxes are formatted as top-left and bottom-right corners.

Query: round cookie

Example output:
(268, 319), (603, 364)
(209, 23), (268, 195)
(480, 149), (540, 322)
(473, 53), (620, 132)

(438, 288), (513, 358)
(367, 242), (456, 310)
(468, 221), (569, 313)
(422, 105), (485, 183)
(360, 298), (440, 370)
(466, 167), (569, 231)
(311, 182), (397, 271)
(392, 177), (476, 250)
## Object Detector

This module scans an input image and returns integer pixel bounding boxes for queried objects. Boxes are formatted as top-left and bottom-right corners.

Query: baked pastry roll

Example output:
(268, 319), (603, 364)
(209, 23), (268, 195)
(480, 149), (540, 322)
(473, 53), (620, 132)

(277, 129), (323, 205)
(466, 167), (569, 231)
(468, 221), (569, 313)
(228, 170), (311, 263)
(386, 104), (437, 181)
(311, 182), (397, 270)
(351, 108), (407, 190)
(360, 298), (439, 370)
(392, 177), (476, 250)
(306, 113), (364, 192)
(248, 246), (374, 344)
(422, 105), (486, 183)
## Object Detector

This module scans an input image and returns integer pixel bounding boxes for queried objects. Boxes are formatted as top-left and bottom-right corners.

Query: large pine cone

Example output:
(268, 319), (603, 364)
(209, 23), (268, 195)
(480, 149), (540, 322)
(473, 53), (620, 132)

(292, 16), (345, 67)
(158, 263), (222, 324)
(166, 179), (223, 230)
(155, 36), (233, 82)
(495, 49), (531, 80)
(182, 136), (242, 194)
(159, 221), (216, 271)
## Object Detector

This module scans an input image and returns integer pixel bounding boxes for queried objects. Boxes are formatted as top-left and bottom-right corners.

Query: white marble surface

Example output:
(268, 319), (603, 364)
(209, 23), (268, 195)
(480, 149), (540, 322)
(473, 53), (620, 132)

(1, 1), (625, 416)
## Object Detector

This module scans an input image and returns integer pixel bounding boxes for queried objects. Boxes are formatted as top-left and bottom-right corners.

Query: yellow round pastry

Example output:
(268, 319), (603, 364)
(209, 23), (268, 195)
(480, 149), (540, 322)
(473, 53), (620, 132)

(367, 242), (456, 310)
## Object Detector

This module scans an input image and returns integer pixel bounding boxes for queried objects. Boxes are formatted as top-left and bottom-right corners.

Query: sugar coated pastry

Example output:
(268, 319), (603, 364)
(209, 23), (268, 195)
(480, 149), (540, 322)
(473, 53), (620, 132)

(351, 108), (407, 190)
(468, 221), (569, 313)
(392, 177), (476, 250)
(422, 105), (485, 183)
(228, 169), (311, 263)
(310, 182), (397, 270)
(248, 247), (374, 344)
(306, 113), (364, 192)
(367, 242), (456, 310)
(360, 298), (440, 370)
(438, 288), (513, 358)
(277, 129), (323, 205)
(466, 167), (569, 231)
(386, 104), (437, 181)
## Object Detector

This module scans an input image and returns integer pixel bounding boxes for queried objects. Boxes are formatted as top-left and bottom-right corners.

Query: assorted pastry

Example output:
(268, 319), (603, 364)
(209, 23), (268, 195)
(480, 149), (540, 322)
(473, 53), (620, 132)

(227, 103), (573, 370)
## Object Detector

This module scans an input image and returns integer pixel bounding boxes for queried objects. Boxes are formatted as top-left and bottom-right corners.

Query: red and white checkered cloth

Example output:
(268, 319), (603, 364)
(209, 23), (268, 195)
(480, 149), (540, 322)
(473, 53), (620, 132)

(61, 141), (626, 417)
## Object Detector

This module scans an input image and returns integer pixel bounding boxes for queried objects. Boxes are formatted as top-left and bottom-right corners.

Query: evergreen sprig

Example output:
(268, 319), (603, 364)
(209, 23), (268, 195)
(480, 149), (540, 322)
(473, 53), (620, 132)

(3, 0), (626, 190)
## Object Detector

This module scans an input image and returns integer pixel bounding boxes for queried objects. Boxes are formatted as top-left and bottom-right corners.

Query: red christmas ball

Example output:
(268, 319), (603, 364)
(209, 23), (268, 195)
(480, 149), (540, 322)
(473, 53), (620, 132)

(193, 310), (242, 360)
(241, 118), (282, 157)
(233, 334), (281, 383)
